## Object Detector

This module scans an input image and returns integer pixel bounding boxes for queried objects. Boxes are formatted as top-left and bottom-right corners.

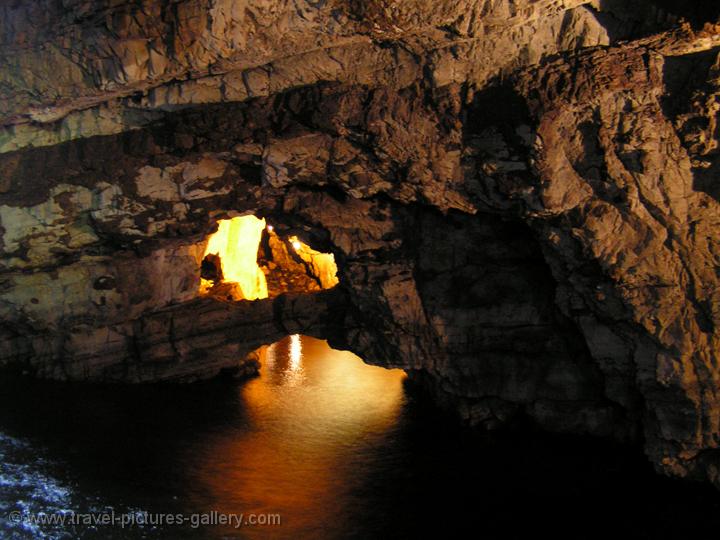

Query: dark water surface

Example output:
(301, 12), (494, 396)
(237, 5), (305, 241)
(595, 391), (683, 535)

(1, 335), (719, 539)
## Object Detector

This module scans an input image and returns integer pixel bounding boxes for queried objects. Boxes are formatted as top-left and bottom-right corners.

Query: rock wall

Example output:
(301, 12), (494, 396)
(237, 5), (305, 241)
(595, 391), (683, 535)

(2, 1), (720, 487)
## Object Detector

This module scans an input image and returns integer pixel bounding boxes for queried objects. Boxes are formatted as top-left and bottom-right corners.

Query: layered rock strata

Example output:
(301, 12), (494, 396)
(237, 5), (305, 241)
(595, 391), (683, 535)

(2, 1), (720, 487)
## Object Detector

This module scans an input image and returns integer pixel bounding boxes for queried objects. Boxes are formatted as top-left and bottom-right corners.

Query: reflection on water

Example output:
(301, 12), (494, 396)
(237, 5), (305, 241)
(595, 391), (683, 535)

(184, 335), (406, 538)
(0, 335), (720, 539)
(0, 336), (408, 539)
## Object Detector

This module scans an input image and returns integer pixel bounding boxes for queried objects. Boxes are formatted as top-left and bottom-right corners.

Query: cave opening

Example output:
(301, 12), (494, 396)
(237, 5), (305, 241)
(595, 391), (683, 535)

(4, 0), (720, 536)
(198, 215), (339, 302)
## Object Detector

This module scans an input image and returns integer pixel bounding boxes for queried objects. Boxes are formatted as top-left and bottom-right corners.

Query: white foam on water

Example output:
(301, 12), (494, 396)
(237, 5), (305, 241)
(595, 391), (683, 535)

(0, 432), (150, 539)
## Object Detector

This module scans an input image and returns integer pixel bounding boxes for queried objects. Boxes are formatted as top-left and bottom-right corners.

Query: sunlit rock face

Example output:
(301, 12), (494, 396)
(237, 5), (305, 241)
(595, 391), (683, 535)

(199, 215), (339, 300)
(2, 0), (720, 487)
(202, 215), (269, 300)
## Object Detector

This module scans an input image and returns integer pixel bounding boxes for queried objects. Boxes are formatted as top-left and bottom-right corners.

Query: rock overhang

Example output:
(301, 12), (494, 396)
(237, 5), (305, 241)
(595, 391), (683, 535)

(1, 0), (720, 489)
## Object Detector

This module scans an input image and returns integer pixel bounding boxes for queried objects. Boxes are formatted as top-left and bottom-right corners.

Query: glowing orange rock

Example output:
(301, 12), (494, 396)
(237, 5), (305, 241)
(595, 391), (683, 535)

(288, 235), (339, 290)
(203, 215), (269, 300)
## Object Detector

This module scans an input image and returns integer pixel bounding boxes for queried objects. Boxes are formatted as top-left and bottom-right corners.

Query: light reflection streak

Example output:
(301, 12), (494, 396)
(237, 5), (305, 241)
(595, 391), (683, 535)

(289, 334), (302, 372)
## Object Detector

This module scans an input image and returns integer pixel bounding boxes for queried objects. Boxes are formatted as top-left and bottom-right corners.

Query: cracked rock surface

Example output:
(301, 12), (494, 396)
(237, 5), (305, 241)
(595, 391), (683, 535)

(2, 0), (720, 487)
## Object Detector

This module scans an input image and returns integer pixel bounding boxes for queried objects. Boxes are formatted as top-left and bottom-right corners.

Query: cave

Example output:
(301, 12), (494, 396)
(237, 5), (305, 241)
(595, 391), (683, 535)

(2, 1), (720, 538)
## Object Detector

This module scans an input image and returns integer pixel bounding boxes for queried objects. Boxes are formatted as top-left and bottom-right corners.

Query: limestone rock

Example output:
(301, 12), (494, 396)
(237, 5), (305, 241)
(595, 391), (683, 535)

(2, 0), (720, 489)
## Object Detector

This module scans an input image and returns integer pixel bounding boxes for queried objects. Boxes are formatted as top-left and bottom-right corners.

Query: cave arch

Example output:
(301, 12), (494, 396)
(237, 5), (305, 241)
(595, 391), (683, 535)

(1, 0), (719, 488)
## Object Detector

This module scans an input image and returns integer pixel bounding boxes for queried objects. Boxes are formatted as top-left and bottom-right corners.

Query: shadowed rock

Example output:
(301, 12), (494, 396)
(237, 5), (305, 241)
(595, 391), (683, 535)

(2, 0), (720, 489)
